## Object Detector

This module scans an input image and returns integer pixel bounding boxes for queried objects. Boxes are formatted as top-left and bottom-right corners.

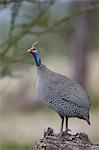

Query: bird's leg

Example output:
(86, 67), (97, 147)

(59, 115), (64, 134)
(66, 116), (68, 132)
(65, 117), (71, 133)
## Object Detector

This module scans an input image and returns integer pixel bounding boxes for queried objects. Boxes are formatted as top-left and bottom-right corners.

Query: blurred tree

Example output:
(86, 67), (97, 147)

(0, 0), (99, 87)
(71, 0), (98, 87)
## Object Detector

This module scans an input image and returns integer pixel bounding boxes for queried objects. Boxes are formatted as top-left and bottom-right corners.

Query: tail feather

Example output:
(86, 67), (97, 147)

(87, 119), (91, 125)
(87, 113), (91, 125)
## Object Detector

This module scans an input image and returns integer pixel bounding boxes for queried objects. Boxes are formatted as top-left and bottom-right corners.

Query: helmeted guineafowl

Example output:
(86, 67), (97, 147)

(27, 42), (91, 133)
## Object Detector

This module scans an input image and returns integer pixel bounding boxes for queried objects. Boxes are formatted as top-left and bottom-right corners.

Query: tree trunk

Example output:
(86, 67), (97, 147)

(35, 127), (99, 150)
(72, 0), (97, 87)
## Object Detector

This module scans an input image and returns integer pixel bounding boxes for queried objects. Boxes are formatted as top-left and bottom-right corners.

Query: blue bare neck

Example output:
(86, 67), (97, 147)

(32, 49), (41, 66)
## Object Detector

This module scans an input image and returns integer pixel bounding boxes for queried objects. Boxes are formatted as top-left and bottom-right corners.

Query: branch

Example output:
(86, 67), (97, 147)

(0, 0), (54, 56)
(9, 1), (21, 36)
(0, 1), (99, 57)
(10, 2), (99, 36)
(0, 0), (55, 5)
(0, 9), (47, 57)
(35, 127), (99, 150)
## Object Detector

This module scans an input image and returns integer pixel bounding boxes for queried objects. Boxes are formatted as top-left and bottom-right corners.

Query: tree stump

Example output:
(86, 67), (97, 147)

(35, 127), (99, 150)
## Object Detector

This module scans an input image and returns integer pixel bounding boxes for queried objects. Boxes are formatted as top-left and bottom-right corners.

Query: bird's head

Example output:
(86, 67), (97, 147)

(27, 42), (38, 53)
(27, 42), (41, 66)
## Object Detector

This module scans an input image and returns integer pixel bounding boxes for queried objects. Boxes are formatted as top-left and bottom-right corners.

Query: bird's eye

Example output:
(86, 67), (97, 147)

(33, 49), (36, 52)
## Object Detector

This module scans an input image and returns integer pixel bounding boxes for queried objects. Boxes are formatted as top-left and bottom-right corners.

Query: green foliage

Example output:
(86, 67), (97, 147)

(36, 10), (50, 27)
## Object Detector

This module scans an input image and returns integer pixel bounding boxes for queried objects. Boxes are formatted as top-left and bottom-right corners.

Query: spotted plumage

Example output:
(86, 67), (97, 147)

(27, 42), (91, 133)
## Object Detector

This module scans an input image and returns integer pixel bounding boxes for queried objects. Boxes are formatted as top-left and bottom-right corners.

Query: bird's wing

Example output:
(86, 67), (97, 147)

(54, 75), (91, 110)
(60, 81), (90, 110)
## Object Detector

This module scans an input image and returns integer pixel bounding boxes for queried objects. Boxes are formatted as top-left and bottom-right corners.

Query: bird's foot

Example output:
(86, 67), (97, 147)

(60, 129), (71, 137)
(65, 128), (71, 133)
(60, 132), (64, 136)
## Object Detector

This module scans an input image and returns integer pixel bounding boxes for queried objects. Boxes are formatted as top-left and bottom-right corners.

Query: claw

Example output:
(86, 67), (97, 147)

(66, 128), (71, 132)
(66, 129), (71, 134)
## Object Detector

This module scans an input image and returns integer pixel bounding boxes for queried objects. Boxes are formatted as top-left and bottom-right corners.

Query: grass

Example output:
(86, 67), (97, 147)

(0, 142), (34, 150)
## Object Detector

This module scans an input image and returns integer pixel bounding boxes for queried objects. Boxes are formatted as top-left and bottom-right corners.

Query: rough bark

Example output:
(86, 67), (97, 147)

(35, 127), (99, 150)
